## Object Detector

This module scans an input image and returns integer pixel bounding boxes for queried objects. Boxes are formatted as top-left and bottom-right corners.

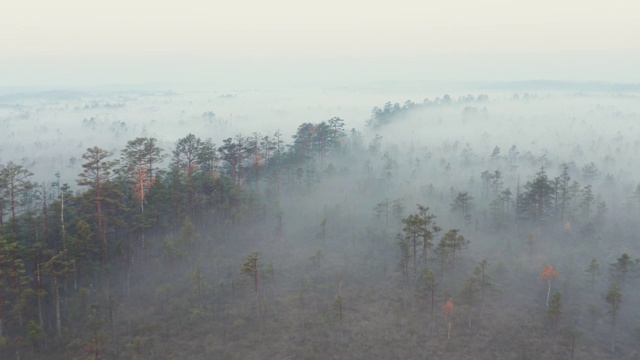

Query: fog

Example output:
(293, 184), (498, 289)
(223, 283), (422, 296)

(2, 81), (640, 359)
(3, 83), (640, 187)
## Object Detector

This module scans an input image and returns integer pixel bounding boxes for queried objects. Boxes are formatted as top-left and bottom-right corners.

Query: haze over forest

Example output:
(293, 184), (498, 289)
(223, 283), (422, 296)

(2, 1), (640, 359)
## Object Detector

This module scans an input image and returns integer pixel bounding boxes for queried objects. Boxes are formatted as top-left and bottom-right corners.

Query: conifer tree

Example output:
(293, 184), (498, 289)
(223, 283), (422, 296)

(241, 253), (260, 296)
(459, 274), (479, 330)
(78, 146), (117, 298)
(0, 162), (35, 236)
(585, 258), (600, 289)
(416, 268), (438, 317)
(474, 259), (495, 318)
(605, 284), (622, 353)
(442, 229), (468, 270)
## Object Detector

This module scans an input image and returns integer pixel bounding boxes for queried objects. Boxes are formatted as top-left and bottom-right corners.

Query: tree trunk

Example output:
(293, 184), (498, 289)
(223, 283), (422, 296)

(43, 186), (50, 248)
(611, 310), (616, 353)
(570, 333), (575, 360)
(61, 190), (66, 249)
(0, 197), (4, 228)
(0, 291), (3, 338)
(451, 248), (456, 271)
(35, 255), (44, 327)
(430, 286), (435, 316)
(110, 298), (117, 356)
(546, 279), (551, 308)
(96, 173), (110, 301)
(10, 178), (17, 236)
(54, 274), (61, 335)
(413, 238), (417, 274)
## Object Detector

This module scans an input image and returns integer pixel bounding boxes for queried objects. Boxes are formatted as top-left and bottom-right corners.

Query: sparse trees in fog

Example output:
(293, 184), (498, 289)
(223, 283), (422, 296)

(489, 188), (513, 228)
(555, 163), (572, 223)
(245, 132), (262, 187)
(391, 199), (405, 230)
(0, 166), (6, 229)
(580, 184), (594, 218)
(373, 198), (390, 235)
(585, 258), (601, 289)
(581, 162), (599, 184)
(241, 252), (260, 296)
(396, 232), (411, 283)
(3, 91), (640, 359)
(296, 278), (310, 329)
(435, 237), (449, 278)
(526, 232), (535, 263)
(416, 268), (438, 317)
(459, 273), (479, 330)
(179, 217), (196, 257)
(609, 253), (638, 288)
(417, 205), (439, 265)
(480, 170), (502, 200)
(605, 284), (622, 353)
(519, 168), (555, 226)
(451, 192), (473, 225)
(474, 259), (495, 318)
(400, 204), (440, 274)
(316, 218), (328, 245)
(441, 229), (468, 271)
(401, 212), (423, 274)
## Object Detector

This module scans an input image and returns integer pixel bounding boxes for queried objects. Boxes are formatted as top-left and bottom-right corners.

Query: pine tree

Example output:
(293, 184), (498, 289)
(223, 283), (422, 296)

(241, 253), (260, 296)
(441, 229), (469, 271)
(459, 274), (480, 330)
(0, 162), (35, 237)
(605, 284), (622, 353)
(609, 253), (638, 288)
(474, 259), (496, 318)
(78, 146), (116, 300)
(585, 258), (600, 290)
(416, 268), (439, 317)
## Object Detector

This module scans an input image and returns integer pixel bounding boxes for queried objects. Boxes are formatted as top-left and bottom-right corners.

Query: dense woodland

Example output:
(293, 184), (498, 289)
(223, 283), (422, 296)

(2, 94), (640, 360)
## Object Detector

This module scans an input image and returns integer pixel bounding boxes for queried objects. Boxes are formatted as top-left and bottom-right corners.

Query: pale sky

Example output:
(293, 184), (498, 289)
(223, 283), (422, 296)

(1, 0), (639, 86)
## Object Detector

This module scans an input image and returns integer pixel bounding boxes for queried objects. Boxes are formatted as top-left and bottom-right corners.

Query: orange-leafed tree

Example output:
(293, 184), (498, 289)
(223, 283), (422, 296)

(542, 265), (559, 307)
(443, 298), (454, 339)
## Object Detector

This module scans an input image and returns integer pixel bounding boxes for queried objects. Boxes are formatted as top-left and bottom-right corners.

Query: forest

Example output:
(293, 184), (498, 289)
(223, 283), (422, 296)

(1, 89), (640, 359)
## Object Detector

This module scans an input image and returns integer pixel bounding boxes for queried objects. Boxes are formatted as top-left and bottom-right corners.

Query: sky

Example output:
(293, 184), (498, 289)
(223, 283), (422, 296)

(1, 0), (639, 87)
